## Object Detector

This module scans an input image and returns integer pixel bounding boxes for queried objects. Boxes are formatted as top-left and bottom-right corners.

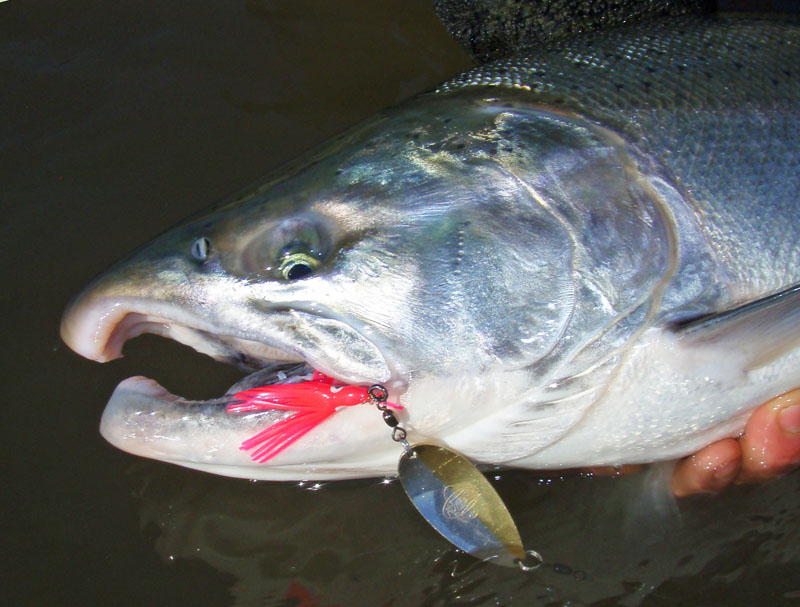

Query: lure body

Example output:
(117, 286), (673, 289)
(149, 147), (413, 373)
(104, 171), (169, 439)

(398, 444), (527, 568)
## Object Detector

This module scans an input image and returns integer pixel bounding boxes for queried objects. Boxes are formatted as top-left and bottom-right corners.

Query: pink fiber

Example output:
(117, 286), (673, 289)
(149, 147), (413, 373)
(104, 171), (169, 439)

(226, 372), (400, 462)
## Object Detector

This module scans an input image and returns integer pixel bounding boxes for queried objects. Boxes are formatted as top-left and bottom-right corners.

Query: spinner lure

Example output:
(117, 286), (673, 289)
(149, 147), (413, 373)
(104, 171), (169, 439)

(227, 374), (541, 569)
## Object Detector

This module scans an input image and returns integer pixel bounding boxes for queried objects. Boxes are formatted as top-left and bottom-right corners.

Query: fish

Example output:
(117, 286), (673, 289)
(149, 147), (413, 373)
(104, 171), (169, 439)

(60, 14), (800, 481)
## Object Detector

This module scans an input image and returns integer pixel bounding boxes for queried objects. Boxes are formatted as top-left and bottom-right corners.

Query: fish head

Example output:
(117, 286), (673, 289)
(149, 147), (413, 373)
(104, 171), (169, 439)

(61, 91), (672, 479)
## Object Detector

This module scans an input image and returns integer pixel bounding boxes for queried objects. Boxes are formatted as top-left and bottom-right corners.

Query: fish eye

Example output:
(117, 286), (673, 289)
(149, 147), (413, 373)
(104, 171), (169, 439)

(191, 237), (210, 262)
(238, 215), (331, 280)
(279, 251), (320, 280)
(270, 217), (328, 280)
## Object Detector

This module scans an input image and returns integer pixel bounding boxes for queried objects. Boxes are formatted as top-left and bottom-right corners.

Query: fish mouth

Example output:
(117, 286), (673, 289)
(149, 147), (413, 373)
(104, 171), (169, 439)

(60, 295), (401, 480)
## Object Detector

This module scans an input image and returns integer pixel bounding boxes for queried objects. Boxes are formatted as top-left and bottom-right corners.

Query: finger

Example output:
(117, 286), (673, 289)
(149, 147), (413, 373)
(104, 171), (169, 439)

(671, 438), (741, 498)
(739, 388), (800, 483)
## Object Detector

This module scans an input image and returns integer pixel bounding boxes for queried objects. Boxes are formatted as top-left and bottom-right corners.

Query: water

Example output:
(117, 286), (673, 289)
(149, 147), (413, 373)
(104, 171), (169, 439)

(2, 1), (799, 605)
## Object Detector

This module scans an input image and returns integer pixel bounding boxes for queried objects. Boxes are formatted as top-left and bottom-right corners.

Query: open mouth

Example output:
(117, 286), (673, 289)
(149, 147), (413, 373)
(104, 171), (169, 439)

(60, 295), (399, 478)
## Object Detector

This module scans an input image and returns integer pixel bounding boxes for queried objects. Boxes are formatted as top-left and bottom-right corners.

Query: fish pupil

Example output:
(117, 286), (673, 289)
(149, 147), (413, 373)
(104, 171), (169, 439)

(286, 262), (312, 280)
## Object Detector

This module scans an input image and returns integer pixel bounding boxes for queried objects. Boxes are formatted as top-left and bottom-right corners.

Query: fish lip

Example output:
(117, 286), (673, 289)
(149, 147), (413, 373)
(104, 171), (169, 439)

(60, 295), (131, 362)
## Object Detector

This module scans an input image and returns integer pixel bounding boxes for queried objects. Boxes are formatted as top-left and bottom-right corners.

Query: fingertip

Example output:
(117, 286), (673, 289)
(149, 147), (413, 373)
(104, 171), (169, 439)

(739, 388), (800, 482)
(777, 401), (800, 436)
(672, 438), (741, 498)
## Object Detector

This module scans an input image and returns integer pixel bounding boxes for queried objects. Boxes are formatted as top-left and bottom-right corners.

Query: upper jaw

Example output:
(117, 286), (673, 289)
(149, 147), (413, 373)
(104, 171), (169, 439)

(60, 294), (303, 371)
(60, 283), (395, 389)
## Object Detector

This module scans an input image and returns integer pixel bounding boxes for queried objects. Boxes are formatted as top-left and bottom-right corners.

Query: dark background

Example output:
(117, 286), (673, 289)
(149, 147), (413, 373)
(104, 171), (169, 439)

(2, 1), (798, 605)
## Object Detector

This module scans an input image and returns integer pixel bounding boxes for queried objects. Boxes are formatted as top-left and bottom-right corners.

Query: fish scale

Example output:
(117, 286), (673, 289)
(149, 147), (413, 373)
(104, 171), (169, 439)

(440, 15), (800, 297)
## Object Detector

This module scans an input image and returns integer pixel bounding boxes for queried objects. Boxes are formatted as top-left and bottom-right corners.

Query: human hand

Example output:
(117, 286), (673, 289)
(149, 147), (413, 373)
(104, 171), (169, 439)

(671, 388), (800, 497)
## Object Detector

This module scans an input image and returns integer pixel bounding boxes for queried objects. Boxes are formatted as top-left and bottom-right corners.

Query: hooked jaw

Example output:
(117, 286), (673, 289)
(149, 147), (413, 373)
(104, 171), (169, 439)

(60, 296), (144, 363)
(61, 293), (301, 370)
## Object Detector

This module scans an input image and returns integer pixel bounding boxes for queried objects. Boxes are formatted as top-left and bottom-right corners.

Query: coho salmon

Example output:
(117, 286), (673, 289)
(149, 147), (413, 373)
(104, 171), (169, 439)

(60, 14), (800, 480)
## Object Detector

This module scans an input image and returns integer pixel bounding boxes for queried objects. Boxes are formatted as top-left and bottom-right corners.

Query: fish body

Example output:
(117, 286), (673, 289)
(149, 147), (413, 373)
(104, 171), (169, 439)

(61, 15), (800, 480)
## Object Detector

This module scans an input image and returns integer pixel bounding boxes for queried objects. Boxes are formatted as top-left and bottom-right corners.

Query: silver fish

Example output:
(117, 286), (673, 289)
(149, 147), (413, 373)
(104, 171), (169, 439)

(60, 15), (800, 480)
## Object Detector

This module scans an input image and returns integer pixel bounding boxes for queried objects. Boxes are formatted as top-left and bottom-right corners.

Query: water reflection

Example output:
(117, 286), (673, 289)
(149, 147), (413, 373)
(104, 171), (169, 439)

(130, 463), (800, 606)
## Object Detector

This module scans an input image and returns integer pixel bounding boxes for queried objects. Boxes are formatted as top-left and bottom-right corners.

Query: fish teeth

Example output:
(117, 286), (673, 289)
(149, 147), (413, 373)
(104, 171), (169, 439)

(224, 362), (314, 395)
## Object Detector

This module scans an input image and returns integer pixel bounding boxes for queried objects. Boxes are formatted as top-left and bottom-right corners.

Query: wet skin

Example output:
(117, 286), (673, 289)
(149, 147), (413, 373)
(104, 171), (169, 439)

(672, 388), (800, 497)
(585, 389), (800, 496)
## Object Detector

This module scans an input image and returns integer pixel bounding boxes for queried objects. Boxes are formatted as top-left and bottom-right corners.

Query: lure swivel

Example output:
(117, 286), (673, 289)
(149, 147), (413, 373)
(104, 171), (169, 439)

(368, 384), (411, 453)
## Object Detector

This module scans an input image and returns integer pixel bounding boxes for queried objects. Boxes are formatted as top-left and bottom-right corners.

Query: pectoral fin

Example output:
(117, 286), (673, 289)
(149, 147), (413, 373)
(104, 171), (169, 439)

(448, 356), (622, 462)
(670, 283), (800, 370)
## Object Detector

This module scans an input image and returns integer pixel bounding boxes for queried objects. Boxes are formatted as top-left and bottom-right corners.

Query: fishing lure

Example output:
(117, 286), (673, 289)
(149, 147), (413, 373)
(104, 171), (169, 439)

(227, 375), (541, 570)
(226, 371), (401, 462)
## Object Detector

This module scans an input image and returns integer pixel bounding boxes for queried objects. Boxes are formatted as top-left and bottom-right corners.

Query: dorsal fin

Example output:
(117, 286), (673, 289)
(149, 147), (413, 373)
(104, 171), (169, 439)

(432, 0), (713, 62)
(670, 283), (800, 370)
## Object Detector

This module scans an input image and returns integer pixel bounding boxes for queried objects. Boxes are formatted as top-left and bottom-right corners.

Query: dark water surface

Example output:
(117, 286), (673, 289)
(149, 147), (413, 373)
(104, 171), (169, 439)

(2, 1), (799, 605)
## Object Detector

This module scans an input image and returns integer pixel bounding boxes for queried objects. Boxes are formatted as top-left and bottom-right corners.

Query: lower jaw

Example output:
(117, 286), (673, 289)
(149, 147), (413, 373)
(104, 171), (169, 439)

(98, 360), (404, 479)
